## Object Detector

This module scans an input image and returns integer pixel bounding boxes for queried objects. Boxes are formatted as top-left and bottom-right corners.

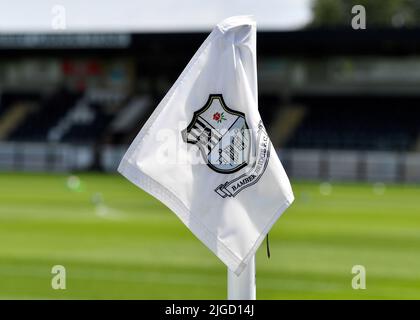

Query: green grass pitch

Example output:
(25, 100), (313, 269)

(0, 172), (419, 299)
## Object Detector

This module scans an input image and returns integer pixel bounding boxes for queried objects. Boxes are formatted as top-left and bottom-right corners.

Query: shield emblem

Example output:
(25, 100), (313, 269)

(182, 94), (251, 174)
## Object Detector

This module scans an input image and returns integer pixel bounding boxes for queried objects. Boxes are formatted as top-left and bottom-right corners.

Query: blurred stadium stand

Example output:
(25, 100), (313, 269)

(0, 30), (420, 182)
(287, 96), (420, 151)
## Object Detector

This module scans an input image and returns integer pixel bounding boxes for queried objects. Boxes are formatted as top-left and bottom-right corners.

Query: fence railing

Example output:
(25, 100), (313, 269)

(280, 149), (420, 183)
(1, 142), (419, 183)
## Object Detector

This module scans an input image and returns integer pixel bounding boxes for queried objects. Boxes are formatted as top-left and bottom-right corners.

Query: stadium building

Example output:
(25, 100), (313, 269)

(0, 29), (419, 183)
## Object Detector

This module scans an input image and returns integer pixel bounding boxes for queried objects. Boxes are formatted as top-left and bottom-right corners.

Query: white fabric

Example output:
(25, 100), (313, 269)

(118, 16), (294, 275)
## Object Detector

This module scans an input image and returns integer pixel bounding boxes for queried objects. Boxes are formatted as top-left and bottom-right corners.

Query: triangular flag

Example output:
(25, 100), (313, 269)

(118, 16), (294, 275)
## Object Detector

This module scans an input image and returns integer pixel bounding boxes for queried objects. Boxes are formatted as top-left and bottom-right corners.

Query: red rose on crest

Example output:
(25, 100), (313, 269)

(213, 112), (221, 121)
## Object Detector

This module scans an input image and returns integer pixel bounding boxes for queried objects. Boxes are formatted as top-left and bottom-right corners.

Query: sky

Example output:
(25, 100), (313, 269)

(0, 0), (312, 32)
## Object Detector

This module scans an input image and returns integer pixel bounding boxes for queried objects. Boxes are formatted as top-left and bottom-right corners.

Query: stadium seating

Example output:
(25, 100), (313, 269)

(9, 88), (82, 141)
(0, 92), (42, 140)
(2, 88), (420, 152)
(286, 96), (420, 151)
(3, 88), (134, 144)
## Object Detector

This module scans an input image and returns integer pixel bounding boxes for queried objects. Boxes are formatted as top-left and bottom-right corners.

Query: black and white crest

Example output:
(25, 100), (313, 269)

(182, 94), (251, 174)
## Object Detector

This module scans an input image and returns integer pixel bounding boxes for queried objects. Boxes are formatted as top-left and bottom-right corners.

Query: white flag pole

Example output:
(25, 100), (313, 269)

(227, 255), (256, 300)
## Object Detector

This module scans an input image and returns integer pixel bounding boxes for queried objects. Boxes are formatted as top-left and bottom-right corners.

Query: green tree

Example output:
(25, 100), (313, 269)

(311, 0), (420, 27)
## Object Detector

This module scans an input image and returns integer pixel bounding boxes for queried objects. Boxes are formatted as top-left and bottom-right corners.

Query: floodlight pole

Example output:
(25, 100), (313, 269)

(227, 255), (256, 300)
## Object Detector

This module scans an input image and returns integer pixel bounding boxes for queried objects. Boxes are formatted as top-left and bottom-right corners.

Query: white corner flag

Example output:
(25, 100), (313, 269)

(118, 16), (294, 276)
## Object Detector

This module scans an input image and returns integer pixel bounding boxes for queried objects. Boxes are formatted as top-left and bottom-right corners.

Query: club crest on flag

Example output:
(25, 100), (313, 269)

(182, 94), (272, 198)
(182, 94), (251, 174)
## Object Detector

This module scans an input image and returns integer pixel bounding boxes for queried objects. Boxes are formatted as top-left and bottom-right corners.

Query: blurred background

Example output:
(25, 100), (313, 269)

(0, 0), (419, 299)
